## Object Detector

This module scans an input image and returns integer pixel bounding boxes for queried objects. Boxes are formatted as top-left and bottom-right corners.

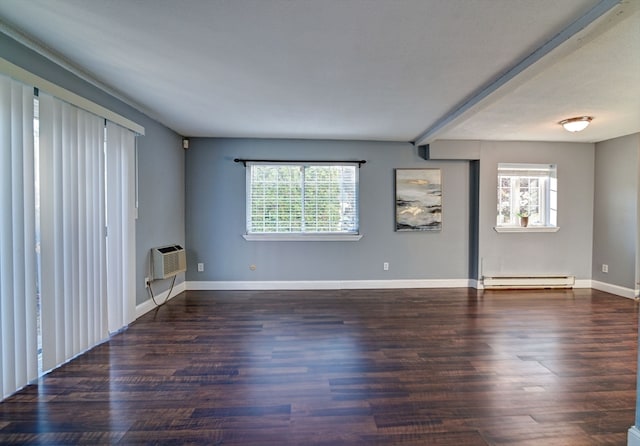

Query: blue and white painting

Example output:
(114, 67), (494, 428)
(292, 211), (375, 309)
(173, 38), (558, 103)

(395, 168), (442, 231)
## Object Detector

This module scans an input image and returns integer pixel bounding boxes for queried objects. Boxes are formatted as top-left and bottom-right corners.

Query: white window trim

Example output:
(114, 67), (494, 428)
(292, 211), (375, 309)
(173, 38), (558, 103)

(494, 226), (560, 233)
(244, 161), (361, 240)
(496, 163), (558, 229)
(243, 233), (363, 242)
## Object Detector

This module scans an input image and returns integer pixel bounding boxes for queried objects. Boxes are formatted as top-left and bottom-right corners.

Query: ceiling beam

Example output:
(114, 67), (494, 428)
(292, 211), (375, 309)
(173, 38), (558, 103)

(412, 0), (622, 146)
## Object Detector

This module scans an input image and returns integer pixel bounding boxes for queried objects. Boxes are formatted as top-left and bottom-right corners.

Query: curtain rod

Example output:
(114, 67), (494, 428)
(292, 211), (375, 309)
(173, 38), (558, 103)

(234, 158), (367, 167)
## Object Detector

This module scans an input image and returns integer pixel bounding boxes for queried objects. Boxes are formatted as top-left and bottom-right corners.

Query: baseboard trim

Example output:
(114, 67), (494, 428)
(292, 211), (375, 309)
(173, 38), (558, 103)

(574, 279), (592, 289)
(187, 279), (474, 291)
(136, 280), (186, 318)
(591, 280), (637, 300)
(146, 279), (635, 299)
(628, 426), (640, 446)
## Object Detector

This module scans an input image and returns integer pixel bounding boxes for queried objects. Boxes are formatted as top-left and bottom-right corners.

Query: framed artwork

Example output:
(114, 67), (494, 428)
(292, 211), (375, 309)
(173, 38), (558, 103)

(395, 168), (442, 231)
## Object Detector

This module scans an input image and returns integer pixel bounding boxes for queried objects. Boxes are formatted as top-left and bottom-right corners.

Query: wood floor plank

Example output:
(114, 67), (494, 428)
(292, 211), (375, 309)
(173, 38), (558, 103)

(0, 288), (637, 444)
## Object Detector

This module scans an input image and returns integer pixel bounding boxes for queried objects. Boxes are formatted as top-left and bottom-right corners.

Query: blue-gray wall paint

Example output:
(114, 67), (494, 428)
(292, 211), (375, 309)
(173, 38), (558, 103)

(1, 33), (186, 305)
(185, 138), (469, 282)
(4, 29), (637, 297)
(593, 133), (639, 290)
(135, 125), (185, 304)
(476, 141), (595, 280)
(413, 139), (596, 281)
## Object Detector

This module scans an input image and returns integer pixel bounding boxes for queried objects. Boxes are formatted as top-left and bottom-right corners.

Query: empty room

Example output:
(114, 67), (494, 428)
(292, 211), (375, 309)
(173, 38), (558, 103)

(1, 0), (640, 444)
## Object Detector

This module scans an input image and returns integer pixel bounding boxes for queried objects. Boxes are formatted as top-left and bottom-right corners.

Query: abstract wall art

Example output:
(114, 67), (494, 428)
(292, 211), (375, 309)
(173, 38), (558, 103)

(395, 168), (442, 231)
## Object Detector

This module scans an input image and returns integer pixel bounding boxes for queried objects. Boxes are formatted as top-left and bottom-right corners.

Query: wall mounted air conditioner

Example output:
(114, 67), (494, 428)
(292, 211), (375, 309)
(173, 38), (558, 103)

(151, 245), (187, 280)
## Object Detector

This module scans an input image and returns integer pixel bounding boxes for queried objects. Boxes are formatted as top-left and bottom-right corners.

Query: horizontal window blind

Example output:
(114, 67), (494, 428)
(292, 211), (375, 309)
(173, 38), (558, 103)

(498, 163), (556, 178)
(247, 163), (359, 234)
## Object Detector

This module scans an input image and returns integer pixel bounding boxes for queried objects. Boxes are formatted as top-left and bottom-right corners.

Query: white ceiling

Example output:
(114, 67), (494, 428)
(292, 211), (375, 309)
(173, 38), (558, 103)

(0, 0), (638, 144)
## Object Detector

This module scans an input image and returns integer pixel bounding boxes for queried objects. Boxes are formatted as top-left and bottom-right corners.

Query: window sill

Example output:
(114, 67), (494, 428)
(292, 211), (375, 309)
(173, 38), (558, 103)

(243, 233), (363, 242)
(494, 226), (559, 233)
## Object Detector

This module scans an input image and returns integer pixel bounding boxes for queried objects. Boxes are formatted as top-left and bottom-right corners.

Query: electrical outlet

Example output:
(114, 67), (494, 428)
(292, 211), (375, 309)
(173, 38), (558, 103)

(602, 264), (608, 273)
(383, 262), (389, 271)
(197, 263), (204, 272)
(144, 277), (149, 288)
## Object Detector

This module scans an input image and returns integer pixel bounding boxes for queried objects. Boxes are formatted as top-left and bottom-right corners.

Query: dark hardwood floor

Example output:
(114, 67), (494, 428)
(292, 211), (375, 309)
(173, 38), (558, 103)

(0, 288), (637, 445)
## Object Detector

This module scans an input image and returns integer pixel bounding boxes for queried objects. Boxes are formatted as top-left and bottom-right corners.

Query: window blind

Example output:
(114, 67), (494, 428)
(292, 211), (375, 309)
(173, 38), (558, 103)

(0, 70), (138, 400)
(106, 121), (136, 332)
(0, 76), (38, 399)
(247, 163), (359, 234)
(498, 163), (556, 178)
(38, 93), (109, 372)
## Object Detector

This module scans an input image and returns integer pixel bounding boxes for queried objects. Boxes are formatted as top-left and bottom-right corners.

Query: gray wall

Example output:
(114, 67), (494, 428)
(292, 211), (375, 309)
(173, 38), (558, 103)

(1, 33), (186, 305)
(592, 133), (639, 289)
(477, 141), (595, 279)
(5, 30), (635, 295)
(185, 138), (469, 282)
(135, 124), (185, 304)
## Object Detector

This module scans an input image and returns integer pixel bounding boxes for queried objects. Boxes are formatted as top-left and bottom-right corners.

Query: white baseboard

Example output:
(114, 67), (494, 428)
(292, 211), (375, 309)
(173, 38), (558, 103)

(140, 278), (635, 301)
(628, 426), (640, 446)
(187, 279), (473, 291)
(591, 280), (637, 299)
(574, 279), (592, 289)
(136, 280), (186, 318)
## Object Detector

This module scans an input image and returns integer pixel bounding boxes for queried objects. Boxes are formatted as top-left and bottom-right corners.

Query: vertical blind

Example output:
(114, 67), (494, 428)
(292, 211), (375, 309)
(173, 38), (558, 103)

(38, 93), (109, 372)
(1, 70), (139, 399)
(106, 121), (136, 332)
(0, 77), (38, 399)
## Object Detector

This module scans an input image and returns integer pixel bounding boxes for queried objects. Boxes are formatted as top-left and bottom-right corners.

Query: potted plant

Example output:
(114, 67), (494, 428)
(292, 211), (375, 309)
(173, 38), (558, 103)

(517, 210), (529, 227)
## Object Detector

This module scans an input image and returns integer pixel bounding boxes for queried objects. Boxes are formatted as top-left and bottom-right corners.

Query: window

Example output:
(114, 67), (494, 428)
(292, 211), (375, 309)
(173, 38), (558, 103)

(496, 163), (557, 228)
(245, 163), (359, 239)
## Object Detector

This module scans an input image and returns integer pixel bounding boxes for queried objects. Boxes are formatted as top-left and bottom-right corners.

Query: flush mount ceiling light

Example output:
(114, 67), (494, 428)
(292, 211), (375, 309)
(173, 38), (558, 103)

(559, 116), (593, 132)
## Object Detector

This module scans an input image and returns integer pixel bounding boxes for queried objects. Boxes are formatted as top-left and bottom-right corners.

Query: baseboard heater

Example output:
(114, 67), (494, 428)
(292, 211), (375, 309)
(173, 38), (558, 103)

(483, 275), (575, 290)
